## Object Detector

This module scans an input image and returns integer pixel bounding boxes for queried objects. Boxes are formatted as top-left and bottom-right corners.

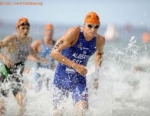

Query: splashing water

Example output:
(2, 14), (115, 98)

(1, 37), (150, 116)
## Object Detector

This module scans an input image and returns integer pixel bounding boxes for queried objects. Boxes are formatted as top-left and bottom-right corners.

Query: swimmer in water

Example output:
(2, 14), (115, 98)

(51, 11), (105, 116)
(28, 23), (56, 92)
(0, 17), (47, 116)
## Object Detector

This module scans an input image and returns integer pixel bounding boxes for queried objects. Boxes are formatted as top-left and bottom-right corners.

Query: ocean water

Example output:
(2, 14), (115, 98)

(0, 24), (150, 116)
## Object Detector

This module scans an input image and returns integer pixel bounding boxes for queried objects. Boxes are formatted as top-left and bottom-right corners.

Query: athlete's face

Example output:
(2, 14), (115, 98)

(17, 25), (30, 39)
(84, 23), (99, 38)
(44, 28), (53, 40)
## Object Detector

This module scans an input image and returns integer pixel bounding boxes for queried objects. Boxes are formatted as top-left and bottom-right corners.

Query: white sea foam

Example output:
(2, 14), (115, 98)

(1, 37), (150, 116)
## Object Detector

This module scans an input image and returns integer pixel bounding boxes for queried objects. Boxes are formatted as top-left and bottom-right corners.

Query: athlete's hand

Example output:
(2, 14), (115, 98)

(2, 56), (13, 68)
(38, 57), (49, 63)
(41, 58), (49, 63)
(72, 63), (87, 77)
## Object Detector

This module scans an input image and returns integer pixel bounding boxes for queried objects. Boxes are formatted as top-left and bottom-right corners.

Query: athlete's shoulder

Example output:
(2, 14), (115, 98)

(2, 34), (16, 43)
(61, 26), (80, 44)
(31, 39), (41, 47)
(72, 26), (81, 32)
(7, 34), (16, 39)
(97, 34), (105, 45)
(32, 39), (41, 44)
(66, 26), (81, 36)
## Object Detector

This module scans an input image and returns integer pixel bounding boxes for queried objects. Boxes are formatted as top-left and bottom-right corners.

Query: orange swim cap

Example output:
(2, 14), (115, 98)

(84, 12), (100, 25)
(16, 17), (30, 28)
(45, 23), (53, 30)
(142, 32), (149, 44)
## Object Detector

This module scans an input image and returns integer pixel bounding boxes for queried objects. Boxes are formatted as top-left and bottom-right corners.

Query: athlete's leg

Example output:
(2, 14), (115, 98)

(0, 98), (5, 116)
(34, 71), (43, 92)
(45, 77), (51, 90)
(11, 74), (26, 116)
(74, 100), (88, 116)
(0, 91), (9, 115)
(0, 74), (9, 115)
(72, 84), (88, 116)
(45, 69), (54, 91)
(15, 92), (26, 116)
(52, 86), (68, 116)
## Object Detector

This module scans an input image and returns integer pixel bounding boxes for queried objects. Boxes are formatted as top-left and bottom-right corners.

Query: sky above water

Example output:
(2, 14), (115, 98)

(0, 0), (150, 27)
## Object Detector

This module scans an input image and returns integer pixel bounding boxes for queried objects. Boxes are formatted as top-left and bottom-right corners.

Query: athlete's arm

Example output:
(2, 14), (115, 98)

(94, 35), (105, 89)
(51, 26), (87, 76)
(30, 47), (49, 63)
(95, 35), (105, 70)
(0, 35), (15, 68)
(28, 40), (41, 61)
